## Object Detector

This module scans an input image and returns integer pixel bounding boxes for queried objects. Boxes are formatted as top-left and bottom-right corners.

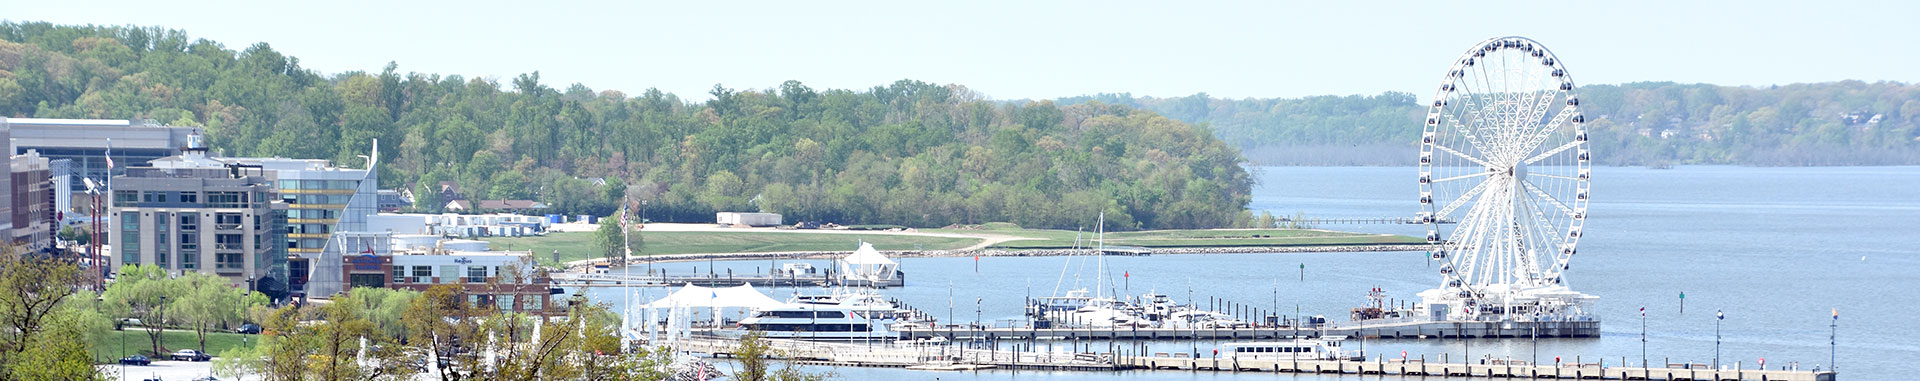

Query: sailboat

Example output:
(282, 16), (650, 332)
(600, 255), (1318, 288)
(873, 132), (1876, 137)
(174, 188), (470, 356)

(1029, 213), (1151, 328)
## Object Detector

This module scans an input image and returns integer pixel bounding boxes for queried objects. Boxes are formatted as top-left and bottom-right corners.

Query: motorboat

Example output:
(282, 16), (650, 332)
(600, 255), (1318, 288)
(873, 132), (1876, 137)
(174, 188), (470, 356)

(732, 304), (897, 342)
(1222, 336), (1359, 361)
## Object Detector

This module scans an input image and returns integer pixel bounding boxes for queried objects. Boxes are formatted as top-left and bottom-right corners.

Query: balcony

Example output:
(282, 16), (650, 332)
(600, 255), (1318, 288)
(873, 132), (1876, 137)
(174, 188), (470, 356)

(215, 224), (244, 231)
(215, 243), (244, 251)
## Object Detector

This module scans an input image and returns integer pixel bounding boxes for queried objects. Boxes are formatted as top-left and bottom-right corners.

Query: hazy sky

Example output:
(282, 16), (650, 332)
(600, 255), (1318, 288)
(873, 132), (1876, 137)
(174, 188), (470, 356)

(6, 1), (1914, 101)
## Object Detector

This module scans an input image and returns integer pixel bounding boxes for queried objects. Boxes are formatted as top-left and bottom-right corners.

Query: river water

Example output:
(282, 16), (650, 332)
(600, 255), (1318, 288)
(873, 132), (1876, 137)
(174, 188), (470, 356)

(585, 166), (1920, 380)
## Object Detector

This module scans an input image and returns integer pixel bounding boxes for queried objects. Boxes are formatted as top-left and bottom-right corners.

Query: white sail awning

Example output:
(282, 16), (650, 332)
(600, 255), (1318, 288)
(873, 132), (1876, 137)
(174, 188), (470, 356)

(641, 283), (786, 309)
(840, 242), (896, 265)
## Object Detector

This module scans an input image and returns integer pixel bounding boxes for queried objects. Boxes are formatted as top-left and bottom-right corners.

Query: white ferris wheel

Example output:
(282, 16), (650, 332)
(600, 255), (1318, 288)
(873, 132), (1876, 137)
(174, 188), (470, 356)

(1417, 37), (1593, 318)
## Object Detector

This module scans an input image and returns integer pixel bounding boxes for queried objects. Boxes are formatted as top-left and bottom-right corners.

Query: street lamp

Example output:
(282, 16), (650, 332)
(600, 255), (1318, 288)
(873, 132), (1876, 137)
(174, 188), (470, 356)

(1714, 310), (1723, 369)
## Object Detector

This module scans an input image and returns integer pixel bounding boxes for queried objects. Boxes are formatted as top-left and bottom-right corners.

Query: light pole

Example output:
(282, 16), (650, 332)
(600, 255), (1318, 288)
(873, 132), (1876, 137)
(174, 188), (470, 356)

(1640, 307), (1648, 368)
(1830, 308), (1838, 372)
(1714, 310), (1723, 369)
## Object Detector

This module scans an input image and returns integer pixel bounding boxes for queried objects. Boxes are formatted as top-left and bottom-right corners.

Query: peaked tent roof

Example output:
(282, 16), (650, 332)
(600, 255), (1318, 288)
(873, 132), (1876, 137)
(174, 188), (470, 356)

(641, 283), (786, 309)
(841, 242), (897, 265)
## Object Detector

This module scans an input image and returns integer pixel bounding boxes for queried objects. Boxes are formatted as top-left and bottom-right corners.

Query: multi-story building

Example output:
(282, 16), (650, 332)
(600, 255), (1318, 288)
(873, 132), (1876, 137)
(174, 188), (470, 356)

(0, 117), (14, 241)
(10, 151), (54, 253)
(3, 118), (196, 194)
(339, 251), (556, 314)
(222, 155), (383, 298)
(109, 143), (288, 296)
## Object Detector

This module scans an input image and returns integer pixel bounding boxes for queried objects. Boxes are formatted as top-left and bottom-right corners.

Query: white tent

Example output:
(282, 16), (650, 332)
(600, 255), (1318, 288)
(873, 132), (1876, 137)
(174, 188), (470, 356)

(641, 283), (786, 310)
(838, 242), (899, 282)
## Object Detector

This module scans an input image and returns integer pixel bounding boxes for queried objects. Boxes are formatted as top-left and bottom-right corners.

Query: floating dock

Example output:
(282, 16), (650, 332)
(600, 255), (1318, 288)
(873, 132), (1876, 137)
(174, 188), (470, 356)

(550, 271), (905, 288)
(1122, 355), (1835, 381)
(665, 335), (1833, 380)
(898, 319), (1599, 340)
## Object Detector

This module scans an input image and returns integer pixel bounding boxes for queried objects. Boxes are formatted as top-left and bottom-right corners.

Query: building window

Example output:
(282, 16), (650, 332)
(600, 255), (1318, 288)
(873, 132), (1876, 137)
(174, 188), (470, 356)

(179, 234), (196, 250)
(142, 192), (168, 203)
(391, 266), (406, 284)
(348, 273), (386, 289)
(207, 192), (244, 208)
(497, 295), (515, 311)
(217, 252), (242, 269)
(523, 295), (542, 311)
(179, 193), (198, 204)
(216, 234), (243, 251)
(121, 215), (141, 265)
(179, 214), (198, 231)
(467, 266), (487, 283)
(413, 266), (432, 283)
(115, 191), (138, 203)
(180, 251), (198, 270)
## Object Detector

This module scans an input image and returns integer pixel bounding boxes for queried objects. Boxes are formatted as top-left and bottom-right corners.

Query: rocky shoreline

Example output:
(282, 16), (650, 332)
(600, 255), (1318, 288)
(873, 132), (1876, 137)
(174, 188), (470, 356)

(579, 244), (1429, 271)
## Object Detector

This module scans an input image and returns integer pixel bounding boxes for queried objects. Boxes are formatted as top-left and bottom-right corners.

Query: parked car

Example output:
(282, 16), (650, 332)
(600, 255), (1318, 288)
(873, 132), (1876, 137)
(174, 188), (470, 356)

(117, 354), (151, 366)
(170, 349), (212, 362)
(191, 377), (220, 381)
(234, 323), (262, 334)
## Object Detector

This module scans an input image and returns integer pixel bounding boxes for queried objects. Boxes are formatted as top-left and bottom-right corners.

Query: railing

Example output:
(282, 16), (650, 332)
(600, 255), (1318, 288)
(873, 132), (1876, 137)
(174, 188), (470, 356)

(215, 243), (244, 251)
(215, 224), (243, 230)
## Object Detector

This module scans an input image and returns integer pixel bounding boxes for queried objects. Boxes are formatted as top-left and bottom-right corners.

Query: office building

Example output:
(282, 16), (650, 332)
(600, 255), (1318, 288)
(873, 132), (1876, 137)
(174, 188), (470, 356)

(109, 141), (288, 296)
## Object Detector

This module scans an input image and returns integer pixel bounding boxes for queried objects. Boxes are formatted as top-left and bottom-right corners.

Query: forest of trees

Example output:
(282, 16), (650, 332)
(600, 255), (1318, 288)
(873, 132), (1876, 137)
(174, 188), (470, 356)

(0, 22), (1251, 230)
(1061, 81), (1920, 166)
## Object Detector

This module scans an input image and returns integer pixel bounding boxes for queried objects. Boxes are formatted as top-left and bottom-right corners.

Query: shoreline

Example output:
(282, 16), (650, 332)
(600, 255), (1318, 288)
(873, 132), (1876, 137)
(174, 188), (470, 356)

(567, 243), (1429, 271)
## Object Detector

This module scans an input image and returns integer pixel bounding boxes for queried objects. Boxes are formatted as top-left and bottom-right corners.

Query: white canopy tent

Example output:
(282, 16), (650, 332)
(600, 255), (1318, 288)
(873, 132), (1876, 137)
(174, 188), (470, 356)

(837, 242), (900, 282)
(642, 283), (786, 309)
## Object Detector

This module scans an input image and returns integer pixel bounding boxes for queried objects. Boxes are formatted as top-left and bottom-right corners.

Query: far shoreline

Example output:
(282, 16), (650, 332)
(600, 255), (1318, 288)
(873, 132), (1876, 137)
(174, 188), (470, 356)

(568, 243), (1429, 271)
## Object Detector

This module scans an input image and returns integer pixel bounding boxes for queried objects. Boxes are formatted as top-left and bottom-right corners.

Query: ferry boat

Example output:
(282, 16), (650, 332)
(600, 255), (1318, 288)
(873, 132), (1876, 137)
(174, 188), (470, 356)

(1222, 336), (1359, 361)
(732, 304), (897, 342)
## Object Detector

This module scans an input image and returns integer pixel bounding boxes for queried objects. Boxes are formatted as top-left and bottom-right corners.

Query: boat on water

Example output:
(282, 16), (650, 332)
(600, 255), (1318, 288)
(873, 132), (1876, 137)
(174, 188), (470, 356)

(731, 304), (898, 342)
(1222, 336), (1360, 361)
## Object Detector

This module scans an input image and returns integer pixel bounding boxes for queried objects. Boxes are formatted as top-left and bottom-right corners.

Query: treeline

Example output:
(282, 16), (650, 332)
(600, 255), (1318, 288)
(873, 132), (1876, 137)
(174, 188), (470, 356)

(1060, 81), (1920, 166)
(0, 22), (1251, 229)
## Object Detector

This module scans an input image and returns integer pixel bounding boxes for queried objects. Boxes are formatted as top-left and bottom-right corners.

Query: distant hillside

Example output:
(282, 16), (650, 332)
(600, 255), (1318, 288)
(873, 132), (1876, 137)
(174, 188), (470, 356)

(0, 22), (1251, 230)
(1061, 81), (1920, 166)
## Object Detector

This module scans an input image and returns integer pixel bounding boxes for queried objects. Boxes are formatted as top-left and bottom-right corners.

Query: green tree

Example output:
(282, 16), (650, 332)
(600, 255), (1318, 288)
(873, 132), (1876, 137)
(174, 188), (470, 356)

(102, 264), (177, 356)
(169, 272), (261, 352)
(0, 247), (107, 380)
(593, 213), (626, 263)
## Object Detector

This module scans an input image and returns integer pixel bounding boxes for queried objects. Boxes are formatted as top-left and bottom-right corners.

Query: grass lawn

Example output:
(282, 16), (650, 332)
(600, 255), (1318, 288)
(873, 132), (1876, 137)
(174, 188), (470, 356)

(94, 329), (258, 363)
(925, 223), (1424, 249)
(487, 231), (981, 266)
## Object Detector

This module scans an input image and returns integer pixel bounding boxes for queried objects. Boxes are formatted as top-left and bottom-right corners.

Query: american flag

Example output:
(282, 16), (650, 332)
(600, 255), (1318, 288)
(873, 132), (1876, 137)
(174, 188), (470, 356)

(104, 139), (114, 169)
(1640, 307), (1645, 316)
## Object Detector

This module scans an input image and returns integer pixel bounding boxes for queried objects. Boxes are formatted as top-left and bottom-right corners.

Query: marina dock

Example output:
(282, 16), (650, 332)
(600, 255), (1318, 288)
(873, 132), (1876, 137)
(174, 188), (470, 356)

(549, 271), (905, 288)
(1121, 355), (1835, 380)
(897, 319), (1600, 340)
(665, 335), (1834, 380)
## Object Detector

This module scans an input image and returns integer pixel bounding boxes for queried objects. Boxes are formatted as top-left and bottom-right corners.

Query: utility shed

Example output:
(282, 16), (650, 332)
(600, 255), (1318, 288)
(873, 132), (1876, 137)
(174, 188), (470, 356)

(716, 212), (782, 227)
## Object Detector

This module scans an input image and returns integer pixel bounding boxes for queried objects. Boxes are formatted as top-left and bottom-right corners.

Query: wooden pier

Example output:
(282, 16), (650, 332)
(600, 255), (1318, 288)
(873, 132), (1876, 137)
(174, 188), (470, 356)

(549, 271), (905, 288)
(664, 335), (1834, 380)
(1121, 355), (1835, 380)
(898, 319), (1600, 341)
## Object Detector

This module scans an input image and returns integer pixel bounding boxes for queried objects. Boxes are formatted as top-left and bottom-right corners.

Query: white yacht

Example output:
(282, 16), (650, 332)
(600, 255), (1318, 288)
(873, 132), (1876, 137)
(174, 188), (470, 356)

(732, 304), (897, 342)
(789, 288), (932, 326)
(1222, 336), (1358, 361)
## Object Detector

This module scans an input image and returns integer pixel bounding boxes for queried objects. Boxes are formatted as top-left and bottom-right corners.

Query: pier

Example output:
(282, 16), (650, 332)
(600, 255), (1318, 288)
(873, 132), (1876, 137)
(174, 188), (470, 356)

(550, 271), (905, 288)
(665, 335), (1834, 380)
(897, 319), (1599, 340)
(1120, 355), (1835, 380)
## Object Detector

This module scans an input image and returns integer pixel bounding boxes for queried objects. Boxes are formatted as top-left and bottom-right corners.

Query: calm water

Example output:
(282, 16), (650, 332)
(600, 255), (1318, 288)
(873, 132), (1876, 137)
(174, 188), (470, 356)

(587, 166), (1920, 380)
